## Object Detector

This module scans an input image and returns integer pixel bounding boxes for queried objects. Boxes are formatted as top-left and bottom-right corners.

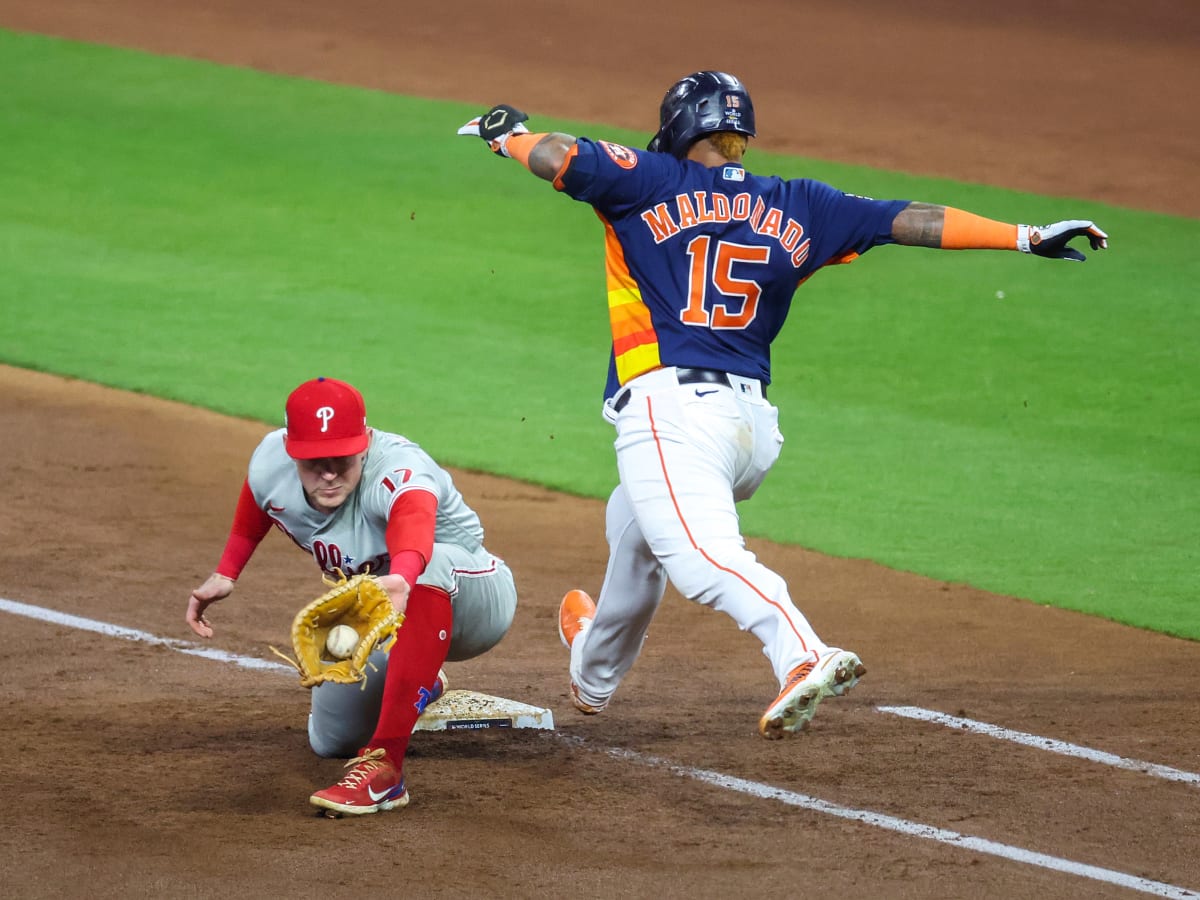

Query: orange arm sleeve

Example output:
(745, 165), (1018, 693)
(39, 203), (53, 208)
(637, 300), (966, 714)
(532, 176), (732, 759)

(940, 207), (1018, 250)
(505, 132), (547, 168)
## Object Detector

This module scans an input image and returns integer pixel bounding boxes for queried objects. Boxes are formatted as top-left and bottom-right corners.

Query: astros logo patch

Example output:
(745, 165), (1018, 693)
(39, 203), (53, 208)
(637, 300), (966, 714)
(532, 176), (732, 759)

(600, 141), (638, 170)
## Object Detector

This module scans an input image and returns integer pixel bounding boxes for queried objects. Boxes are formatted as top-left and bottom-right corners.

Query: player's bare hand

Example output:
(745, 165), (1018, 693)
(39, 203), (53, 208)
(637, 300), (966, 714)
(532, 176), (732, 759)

(375, 573), (412, 615)
(1019, 220), (1108, 261)
(187, 573), (235, 638)
(457, 104), (530, 157)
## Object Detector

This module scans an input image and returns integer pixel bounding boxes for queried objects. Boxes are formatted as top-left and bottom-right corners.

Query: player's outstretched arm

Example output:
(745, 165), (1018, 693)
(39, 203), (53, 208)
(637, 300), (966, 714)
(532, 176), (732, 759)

(892, 202), (1108, 261)
(458, 104), (576, 182)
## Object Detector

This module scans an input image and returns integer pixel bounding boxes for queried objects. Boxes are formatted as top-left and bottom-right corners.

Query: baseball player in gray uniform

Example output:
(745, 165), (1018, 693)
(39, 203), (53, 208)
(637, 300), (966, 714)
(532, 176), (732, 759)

(186, 377), (517, 815)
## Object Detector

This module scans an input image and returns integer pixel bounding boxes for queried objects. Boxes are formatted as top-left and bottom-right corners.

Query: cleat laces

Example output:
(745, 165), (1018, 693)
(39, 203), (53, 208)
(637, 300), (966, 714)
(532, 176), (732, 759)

(781, 660), (815, 689)
(336, 748), (388, 788)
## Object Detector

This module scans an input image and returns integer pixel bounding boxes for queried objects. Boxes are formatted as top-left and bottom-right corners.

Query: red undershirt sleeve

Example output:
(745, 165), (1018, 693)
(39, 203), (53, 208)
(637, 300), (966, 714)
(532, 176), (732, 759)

(214, 479), (273, 579)
(385, 489), (438, 587)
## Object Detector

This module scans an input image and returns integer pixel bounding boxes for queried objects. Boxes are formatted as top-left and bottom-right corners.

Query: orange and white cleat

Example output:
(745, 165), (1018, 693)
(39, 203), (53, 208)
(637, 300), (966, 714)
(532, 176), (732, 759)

(558, 589), (596, 649)
(558, 590), (607, 715)
(758, 649), (865, 739)
(568, 681), (606, 716)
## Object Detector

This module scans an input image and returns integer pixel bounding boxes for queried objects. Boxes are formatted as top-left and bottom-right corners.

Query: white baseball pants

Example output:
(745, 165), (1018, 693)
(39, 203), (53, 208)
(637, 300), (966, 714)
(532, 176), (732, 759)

(571, 367), (830, 709)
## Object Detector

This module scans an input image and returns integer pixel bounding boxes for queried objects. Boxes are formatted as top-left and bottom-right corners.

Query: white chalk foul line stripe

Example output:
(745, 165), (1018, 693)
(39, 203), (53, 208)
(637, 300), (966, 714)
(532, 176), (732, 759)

(590, 741), (1198, 900)
(878, 705), (1200, 787)
(3, 596), (1197, 898)
(0, 597), (294, 673)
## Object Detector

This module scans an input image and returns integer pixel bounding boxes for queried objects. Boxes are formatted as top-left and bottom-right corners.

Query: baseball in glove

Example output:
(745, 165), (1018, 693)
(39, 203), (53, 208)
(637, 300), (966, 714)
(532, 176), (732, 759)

(270, 571), (403, 688)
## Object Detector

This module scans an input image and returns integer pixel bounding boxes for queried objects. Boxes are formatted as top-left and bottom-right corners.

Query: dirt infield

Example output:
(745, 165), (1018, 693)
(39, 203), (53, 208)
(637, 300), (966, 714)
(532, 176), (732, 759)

(1, 3), (1198, 898)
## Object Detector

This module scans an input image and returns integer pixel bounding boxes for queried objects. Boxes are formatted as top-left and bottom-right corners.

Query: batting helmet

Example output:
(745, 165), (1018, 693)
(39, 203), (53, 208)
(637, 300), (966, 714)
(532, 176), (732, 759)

(647, 71), (756, 158)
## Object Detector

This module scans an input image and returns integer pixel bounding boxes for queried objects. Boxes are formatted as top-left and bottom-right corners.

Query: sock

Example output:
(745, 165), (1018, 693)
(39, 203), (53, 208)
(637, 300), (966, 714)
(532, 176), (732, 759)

(367, 585), (453, 768)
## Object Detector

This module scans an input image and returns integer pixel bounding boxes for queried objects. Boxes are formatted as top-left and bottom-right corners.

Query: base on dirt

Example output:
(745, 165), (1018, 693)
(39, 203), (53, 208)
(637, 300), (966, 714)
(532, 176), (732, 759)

(414, 689), (555, 732)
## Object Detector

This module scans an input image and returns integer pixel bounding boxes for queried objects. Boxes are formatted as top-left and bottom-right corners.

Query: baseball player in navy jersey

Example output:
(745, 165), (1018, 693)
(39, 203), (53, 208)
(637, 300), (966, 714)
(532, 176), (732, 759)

(185, 377), (517, 814)
(459, 71), (1107, 738)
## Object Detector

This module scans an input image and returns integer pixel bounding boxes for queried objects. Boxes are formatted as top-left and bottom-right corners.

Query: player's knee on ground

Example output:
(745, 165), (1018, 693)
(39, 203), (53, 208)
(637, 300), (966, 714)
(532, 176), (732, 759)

(308, 711), (372, 759)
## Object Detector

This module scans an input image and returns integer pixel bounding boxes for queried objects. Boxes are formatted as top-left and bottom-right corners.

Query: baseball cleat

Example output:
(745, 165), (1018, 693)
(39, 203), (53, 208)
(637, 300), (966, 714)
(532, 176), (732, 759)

(558, 590), (608, 714)
(569, 681), (607, 715)
(558, 589), (596, 649)
(758, 648), (866, 740)
(309, 747), (409, 817)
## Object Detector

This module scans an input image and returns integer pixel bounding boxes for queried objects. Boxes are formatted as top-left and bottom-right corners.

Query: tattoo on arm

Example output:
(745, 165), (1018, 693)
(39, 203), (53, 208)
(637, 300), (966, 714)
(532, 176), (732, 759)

(891, 202), (947, 247)
(528, 133), (576, 182)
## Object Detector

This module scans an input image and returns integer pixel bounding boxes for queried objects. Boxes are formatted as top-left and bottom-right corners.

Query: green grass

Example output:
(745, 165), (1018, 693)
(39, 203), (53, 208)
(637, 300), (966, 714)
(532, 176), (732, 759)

(2, 30), (1197, 638)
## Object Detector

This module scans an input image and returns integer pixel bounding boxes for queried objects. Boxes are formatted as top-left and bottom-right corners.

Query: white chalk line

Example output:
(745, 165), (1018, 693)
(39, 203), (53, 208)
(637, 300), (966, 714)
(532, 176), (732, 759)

(0, 596), (294, 673)
(879, 705), (1200, 786)
(3, 596), (1197, 899)
(580, 740), (1197, 900)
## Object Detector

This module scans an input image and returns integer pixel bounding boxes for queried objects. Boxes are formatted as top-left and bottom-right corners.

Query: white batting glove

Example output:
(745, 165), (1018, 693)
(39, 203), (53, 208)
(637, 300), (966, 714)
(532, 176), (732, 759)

(1017, 221), (1109, 262)
(457, 104), (531, 157)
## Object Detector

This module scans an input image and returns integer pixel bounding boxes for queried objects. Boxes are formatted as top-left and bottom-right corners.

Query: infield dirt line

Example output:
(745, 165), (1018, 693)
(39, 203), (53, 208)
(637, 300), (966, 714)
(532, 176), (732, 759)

(4, 595), (1198, 898)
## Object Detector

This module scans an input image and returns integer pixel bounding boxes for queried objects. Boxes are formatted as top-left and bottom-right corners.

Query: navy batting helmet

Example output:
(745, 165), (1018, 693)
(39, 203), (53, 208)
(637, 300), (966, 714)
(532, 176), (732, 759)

(647, 71), (756, 158)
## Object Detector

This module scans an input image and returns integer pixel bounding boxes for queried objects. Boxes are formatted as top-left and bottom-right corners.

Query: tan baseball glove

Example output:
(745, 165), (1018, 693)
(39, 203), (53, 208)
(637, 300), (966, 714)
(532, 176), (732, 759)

(270, 571), (403, 688)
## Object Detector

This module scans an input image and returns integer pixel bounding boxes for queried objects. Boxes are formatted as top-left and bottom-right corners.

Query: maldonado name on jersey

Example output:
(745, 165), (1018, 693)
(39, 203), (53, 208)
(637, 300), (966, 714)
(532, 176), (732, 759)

(639, 192), (812, 268)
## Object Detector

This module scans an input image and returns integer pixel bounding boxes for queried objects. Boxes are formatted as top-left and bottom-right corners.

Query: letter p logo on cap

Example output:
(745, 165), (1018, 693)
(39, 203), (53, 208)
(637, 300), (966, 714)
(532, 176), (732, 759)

(284, 378), (369, 459)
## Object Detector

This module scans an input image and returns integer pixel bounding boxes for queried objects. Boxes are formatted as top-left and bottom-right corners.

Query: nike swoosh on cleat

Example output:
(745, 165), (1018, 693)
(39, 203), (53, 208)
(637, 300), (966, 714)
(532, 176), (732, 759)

(367, 784), (400, 802)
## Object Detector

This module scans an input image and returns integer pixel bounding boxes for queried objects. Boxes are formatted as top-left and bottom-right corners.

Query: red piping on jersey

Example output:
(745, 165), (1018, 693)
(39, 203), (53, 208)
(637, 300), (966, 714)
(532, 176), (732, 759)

(646, 396), (811, 653)
(452, 560), (501, 577)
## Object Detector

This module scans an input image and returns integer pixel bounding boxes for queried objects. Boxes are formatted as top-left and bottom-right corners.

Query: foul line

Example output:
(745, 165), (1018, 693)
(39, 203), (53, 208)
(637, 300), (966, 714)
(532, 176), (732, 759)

(3, 596), (1197, 899)
(0, 596), (294, 674)
(878, 705), (1200, 786)
(576, 739), (1197, 900)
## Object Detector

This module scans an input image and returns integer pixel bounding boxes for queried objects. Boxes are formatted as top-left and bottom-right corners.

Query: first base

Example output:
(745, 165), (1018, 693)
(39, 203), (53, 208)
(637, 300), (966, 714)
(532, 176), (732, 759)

(414, 689), (555, 733)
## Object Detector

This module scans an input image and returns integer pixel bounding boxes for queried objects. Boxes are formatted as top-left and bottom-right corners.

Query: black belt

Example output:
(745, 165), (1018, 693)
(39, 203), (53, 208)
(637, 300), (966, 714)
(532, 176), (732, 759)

(612, 368), (735, 413)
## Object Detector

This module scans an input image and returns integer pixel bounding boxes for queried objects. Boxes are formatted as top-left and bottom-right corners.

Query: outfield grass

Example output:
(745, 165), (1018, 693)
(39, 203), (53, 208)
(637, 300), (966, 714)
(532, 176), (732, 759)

(2, 30), (1196, 638)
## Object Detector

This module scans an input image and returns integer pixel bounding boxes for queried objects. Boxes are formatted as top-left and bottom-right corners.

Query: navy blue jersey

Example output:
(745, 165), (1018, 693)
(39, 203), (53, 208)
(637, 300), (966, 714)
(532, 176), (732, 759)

(556, 138), (909, 399)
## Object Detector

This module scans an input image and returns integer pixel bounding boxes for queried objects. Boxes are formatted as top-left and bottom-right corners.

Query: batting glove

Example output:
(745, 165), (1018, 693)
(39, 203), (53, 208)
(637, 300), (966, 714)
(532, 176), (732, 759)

(1017, 220), (1108, 262)
(457, 104), (530, 157)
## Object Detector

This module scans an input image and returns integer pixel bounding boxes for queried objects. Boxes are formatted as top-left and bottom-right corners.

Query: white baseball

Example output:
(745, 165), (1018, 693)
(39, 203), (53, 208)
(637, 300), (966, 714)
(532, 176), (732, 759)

(325, 624), (359, 660)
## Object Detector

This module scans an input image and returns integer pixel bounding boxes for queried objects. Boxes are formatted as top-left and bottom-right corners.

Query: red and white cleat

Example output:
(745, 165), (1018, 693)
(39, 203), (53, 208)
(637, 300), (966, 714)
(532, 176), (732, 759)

(309, 747), (409, 817)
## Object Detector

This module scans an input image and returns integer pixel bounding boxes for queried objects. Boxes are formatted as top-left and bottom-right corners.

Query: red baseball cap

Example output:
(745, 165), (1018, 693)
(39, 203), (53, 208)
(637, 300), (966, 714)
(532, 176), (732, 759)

(284, 377), (370, 459)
